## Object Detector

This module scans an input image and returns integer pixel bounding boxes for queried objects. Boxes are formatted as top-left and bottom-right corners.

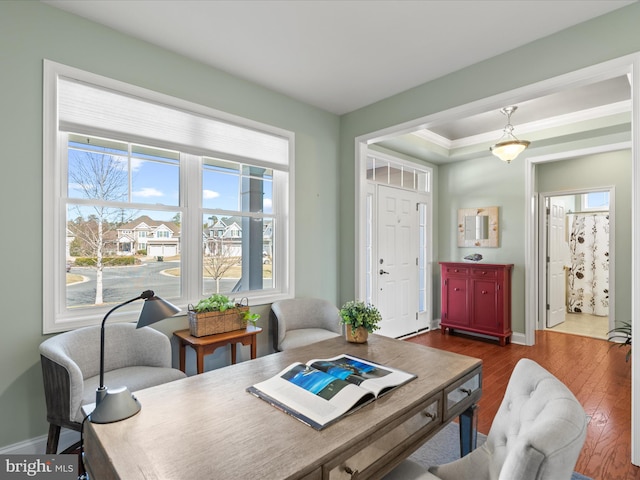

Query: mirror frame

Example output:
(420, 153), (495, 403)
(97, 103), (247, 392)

(457, 206), (499, 247)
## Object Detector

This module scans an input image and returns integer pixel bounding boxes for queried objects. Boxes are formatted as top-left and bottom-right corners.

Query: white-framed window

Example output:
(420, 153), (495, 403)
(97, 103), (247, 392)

(43, 60), (294, 333)
(582, 191), (610, 211)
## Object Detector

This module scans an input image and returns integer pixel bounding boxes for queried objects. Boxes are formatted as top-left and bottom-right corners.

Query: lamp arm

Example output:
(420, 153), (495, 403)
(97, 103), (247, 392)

(98, 290), (154, 390)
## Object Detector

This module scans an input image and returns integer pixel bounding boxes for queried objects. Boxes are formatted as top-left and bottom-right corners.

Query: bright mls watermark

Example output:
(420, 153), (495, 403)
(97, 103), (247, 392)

(0, 456), (76, 479)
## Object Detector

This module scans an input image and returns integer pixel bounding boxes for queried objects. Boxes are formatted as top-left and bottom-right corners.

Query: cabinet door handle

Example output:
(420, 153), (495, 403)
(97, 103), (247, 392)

(423, 410), (437, 420)
(460, 388), (473, 396)
(481, 290), (488, 294)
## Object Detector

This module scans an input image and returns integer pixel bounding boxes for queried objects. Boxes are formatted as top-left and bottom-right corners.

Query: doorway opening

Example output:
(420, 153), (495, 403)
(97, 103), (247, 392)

(542, 190), (613, 340)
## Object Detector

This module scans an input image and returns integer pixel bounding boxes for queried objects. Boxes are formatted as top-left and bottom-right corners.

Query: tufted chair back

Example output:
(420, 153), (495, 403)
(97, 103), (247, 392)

(428, 358), (587, 480)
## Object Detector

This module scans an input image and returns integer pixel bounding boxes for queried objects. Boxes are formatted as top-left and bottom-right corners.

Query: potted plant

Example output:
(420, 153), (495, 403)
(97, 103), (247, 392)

(339, 300), (381, 343)
(608, 320), (632, 362)
(188, 294), (259, 337)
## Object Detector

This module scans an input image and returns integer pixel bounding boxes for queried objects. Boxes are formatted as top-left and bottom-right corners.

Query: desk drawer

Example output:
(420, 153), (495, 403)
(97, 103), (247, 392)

(326, 394), (441, 480)
(443, 367), (482, 420)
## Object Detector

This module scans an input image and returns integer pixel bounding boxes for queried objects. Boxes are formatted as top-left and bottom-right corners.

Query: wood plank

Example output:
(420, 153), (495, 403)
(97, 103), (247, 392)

(405, 330), (638, 480)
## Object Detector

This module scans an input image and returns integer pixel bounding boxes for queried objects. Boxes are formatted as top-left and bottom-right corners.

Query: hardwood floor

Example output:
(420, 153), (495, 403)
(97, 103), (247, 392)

(405, 329), (638, 480)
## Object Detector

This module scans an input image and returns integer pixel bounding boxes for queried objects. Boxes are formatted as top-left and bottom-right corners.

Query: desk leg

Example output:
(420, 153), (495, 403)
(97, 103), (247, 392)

(178, 341), (186, 373)
(459, 403), (478, 457)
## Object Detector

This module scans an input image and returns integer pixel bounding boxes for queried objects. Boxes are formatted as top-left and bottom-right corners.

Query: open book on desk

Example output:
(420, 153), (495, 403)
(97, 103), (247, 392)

(246, 354), (416, 430)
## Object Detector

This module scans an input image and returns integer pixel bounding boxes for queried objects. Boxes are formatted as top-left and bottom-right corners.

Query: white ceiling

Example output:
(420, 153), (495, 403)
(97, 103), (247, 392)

(43, 0), (634, 115)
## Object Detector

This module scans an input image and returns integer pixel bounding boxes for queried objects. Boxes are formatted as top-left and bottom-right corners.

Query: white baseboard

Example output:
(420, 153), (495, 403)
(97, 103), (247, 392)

(0, 428), (80, 455)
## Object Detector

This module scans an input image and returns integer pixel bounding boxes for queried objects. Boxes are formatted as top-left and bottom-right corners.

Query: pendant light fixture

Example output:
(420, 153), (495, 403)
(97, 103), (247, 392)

(490, 106), (530, 163)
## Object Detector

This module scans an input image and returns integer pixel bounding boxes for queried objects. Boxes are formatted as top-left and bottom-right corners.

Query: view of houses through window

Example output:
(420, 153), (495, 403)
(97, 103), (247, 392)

(65, 134), (274, 310)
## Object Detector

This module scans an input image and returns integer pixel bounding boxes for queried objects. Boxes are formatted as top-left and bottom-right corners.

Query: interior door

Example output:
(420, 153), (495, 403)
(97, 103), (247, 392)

(376, 185), (419, 338)
(547, 197), (568, 328)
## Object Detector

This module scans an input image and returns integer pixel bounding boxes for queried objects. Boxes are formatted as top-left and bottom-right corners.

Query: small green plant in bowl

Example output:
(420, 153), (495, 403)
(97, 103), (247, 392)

(339, 300), (382, 335)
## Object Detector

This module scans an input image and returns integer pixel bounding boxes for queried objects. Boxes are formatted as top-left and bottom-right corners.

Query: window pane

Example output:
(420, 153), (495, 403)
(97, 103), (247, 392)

(583, 192), (610, 210)
(202, 215), (273, 296)
(203, 158), (240, 210)
(131, 144), (180, 206)
(68, 135), (129, 201)
(66, 208), (181, 309)
(389, 166), (403, 187)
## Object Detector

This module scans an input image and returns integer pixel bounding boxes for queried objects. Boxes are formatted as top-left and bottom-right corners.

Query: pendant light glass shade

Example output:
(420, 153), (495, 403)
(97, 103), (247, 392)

(490, 106), (530, 163)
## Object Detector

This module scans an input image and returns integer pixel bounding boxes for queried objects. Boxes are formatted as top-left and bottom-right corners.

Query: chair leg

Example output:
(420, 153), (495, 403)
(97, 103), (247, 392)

(46, 424), (61, 454)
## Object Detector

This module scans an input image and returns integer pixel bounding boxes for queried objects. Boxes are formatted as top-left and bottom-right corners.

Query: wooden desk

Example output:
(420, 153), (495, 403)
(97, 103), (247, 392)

(174, 325), (262, 374)
(83, 334), (482, 480)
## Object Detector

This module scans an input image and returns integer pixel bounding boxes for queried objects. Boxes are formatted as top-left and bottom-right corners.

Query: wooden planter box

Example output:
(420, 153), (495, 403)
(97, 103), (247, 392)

(188, 306), (249, 337)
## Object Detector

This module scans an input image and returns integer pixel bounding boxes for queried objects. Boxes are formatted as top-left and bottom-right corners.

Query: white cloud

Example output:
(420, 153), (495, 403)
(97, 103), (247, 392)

(203, 190), (220, 199)
(134, 187), (163, 197)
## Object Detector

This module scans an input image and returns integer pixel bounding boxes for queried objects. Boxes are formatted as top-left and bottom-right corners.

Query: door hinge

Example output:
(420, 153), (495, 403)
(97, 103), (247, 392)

(546, 304), (550, 310)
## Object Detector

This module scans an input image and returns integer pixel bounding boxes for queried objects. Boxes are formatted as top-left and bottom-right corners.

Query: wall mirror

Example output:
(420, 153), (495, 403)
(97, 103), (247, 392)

(458, 206), (499, 247)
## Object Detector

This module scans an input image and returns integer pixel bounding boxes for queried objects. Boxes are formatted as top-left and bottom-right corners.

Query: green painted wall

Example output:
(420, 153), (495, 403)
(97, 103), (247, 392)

(0, 1), (340, 448)
(537, 150), (633, 326)
(338, 2), (640, 327)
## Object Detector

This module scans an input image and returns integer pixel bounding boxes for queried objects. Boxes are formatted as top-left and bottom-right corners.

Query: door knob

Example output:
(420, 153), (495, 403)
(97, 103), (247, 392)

(379, 269), (390, 275)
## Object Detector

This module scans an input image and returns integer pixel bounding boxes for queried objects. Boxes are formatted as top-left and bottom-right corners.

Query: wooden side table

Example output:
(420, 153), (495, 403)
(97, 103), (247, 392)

(173, 325), (262, 374)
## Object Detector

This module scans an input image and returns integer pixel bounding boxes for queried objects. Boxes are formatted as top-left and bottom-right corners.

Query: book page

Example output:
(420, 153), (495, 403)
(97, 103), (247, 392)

(247, 362), (375, 429)
(308, 354), (416, 397)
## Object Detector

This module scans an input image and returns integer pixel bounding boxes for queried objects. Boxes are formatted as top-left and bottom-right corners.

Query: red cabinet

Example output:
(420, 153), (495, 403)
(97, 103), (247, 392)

(440, 262), (513, 346)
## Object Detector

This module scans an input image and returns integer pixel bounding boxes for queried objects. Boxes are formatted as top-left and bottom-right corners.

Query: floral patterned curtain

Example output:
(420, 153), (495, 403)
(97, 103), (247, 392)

(567, 213), (609, 316)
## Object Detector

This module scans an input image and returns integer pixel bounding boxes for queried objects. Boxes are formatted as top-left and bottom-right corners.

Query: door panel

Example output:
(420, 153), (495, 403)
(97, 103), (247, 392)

(472, 279), (498, 331)
(444, 278), (468, 326)
(548, 199), (568, 328)
(376, 185), (419, 338)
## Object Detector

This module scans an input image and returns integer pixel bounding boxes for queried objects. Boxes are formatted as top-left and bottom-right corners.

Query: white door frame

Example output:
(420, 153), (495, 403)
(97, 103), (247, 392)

(537, 187), (616, 333)
(355, 147), (433, 333)
(355, 52), (640, 465)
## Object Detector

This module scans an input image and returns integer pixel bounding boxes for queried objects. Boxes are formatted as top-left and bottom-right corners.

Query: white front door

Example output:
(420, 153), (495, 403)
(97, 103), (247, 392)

(547, 197), (568, 328)
(376, 185), (420, 338)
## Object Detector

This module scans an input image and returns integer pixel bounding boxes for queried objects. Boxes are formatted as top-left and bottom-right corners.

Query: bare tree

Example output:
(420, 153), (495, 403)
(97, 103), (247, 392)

(67, 150), (130, 305)
(204, 236), (240, 293)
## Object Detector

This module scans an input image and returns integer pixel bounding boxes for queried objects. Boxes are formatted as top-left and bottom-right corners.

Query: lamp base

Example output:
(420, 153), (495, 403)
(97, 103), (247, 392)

(90, 386), (141, 424)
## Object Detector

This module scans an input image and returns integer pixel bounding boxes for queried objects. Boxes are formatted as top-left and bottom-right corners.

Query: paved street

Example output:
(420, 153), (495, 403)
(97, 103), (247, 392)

(66, 260), (242, 307)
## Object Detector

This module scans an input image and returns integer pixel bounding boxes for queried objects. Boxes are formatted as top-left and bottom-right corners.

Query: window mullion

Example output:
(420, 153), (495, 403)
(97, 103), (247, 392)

(181, 153), (202, 304)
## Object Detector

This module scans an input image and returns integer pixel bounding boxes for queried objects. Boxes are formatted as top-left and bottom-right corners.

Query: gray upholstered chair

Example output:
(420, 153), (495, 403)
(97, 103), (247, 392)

(39, 322), (186, 454)
(384, 358), (588, 480)
(270, 298), (342, 351)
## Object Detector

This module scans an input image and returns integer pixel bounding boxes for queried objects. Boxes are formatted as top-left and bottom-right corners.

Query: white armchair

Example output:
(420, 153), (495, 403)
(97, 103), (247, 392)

(39, 322), (186, 453)
(385, 358), (587, 480)
(270, 298), (342, 351)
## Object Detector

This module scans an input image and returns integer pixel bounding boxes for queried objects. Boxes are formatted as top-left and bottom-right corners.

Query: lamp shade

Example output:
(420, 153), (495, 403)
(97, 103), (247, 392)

(490, 106), (530, 163)
(490, 139), (530, 163)
(136, 293), (181, 328)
